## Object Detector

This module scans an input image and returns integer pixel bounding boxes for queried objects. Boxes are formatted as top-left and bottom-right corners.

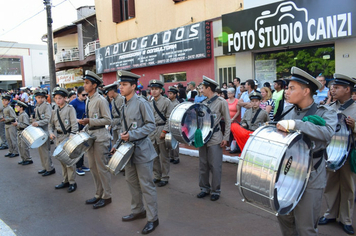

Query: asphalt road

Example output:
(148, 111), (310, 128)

(0, 145), (351, 236)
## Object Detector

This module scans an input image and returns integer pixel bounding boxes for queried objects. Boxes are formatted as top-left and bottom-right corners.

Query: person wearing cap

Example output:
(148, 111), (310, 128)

(49, 87), (78, 193)
(78, 70), (112, 209)
(275, 67), (337, 236)
(13, 101), (32, 165)
(238, 79), (255, 119)
(104, 82), (124, 146)
(272, 79), (285, 118)
(0, 94), (9, 150)
(240, 92), (269, 131)
(1, 94), (19, 158)
(197, 76), (231, 201)
(186, 81), (197, 100)
(318, 74), (356, 235)
(111, 70), (159, 234)
(68, 90), (77, 103)
(33, 88), (55, 176)
(148, 79), (174, 187)
(167, 86), (180, 164)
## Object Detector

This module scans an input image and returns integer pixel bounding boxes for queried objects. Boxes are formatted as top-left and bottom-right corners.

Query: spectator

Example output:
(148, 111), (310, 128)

(260, 87), (275, 120)
(187, 81), (197, 100)
(263, 82), (273, 93)
(226, 87), (241, 153)
(188, 91), (197, 102)
(272, 79), (285, 118)
(68, 90), (77, 102)
(233, 77), (241, 99)
(314, 74), (329, 104)
(194, 85), (207, 103)
(221, 83), (228, 91)
(228, 81), (234, 88)
(178, 87), (187, 103)
(238, 79), (255, 119)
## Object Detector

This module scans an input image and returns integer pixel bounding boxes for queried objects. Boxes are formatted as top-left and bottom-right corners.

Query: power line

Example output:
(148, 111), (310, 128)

(67, 0), (95, 28)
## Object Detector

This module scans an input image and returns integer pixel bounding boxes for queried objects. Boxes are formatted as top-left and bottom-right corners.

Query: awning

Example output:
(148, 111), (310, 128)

(0, 75), (22, 81)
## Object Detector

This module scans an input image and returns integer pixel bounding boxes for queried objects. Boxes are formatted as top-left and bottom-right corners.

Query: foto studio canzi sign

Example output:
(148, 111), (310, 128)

(222, 0), (356, 53)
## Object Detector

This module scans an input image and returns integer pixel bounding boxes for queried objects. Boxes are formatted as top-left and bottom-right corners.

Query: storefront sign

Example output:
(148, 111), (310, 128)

(56, 68), (83, 84)
(95, 21), (211, 73)
(222, 0), (356, 53)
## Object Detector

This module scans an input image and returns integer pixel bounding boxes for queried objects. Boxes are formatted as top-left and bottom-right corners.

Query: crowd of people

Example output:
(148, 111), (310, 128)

(0, 67), (356, 235)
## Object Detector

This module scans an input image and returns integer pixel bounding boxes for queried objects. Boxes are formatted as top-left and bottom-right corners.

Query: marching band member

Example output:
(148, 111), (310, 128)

(103, 82), (124, 145)
(2, 94), (19, 158)
(33, 88), (55, 176)
(167, 86), (180, 164)
(276, 67), (337, 236)
(149, 80), (174, 187)
(49, 87), (78, 193)
(13, 101), (32, 165)
(0, 98), (8, 150)
(78, 71), (112, 209)
(197, 76), (231, 201)
(318, 74), (356, 235)
(111, 70), (159, 235)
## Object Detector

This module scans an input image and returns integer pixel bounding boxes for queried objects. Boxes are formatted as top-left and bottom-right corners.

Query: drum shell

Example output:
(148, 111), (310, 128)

(169, 102), (213, 146)
(107, 142), (134, 175)
(53, 138), (81, 166)
(21, 126), (48, 149)
(63, 131), (95, 159)
(165, 133), (178, 149)
(236, 125), (311, 215)
(326, 113), (351, 171)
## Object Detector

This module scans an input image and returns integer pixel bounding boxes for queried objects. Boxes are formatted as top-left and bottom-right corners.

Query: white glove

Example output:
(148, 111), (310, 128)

(277, 120), (295, 132)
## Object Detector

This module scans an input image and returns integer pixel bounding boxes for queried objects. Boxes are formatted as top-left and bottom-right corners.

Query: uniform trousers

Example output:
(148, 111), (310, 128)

(323, 159), (355, 225)
(57, 135), (76, 184)
(39, 137), (54, 171)
(87, 139), (112, 199)
(5, 125), (18, 154)
(169, 145), (179, 160)
(125, 160), (158, 222)
(17, 131), (31, 161)
(153, 139), (170, 181)
(0, 121), (7, 146)
(198, 143), (223, 195)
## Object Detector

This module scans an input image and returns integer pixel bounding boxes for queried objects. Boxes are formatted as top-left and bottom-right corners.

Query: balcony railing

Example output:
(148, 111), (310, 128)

(84, 40), (100, 57)
(56, 48), (80, 63)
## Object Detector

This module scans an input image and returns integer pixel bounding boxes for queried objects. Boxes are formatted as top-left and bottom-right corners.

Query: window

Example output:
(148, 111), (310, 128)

(112, 0), (135, 23)
(215, 38), (222, 48)
(218, 66), (236, 86)
(0, 58), (21, 75)
(161, 72), (186, 83)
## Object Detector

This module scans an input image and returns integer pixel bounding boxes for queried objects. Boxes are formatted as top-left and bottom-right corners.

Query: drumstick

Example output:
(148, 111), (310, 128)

(117, 123), (133, 148)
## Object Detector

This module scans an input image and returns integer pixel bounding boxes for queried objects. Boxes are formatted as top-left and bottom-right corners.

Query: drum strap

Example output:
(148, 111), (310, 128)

(36, 109), (42, 120)
(122, 106), (129, 131)
(56, 109), (70, 135)
(113, 100), (121, 118)
(153, 100), (167, 123)
(251, 108), (262, 125)
(207, 95), (219, 105)
(338, 99), (354, 111)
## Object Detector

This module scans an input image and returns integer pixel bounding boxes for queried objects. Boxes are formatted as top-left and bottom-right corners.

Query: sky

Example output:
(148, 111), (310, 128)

(0, 0), (95, 45)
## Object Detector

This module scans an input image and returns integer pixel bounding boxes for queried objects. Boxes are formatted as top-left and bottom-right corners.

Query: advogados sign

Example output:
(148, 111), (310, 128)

(222, 0), (356, 53)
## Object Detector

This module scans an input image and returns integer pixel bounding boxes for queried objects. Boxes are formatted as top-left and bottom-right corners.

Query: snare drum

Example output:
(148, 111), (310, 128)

(326, 113), (352, 171)
(169, 102), (213, 146)
(165, 133), (178, 149)
(106, 142), (135, 175)
(63, 131), (95, 159)
(236, 125), (312, 215)
(53, 138), (81, 167)
(21, 125), (48, 148)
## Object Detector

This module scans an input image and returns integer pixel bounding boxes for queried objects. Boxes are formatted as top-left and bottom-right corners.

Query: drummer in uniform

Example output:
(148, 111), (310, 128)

(103, 82), (124, 145)
(111, 70), (159, 235)
(49, 87), (78, 193)
(0, 98), (8, 150)
(197, 76), (231, 201)
(33, 88), (55, 176)
(167, 86), (180, 164)
(2, 94), (19, 158)
(276, 67), (337, 236)
(13, 101), (32, 165)
(149, 80), (174, 187)
(318, 74), (356, 235)
(78, 70), (112, 209)
(240, 92), (270, 131)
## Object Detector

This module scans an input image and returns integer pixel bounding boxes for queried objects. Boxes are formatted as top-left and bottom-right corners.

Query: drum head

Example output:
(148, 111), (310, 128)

(68, 137), (95, 159)
(53, 138), (69, 157)
(30, 135), (48, 149)
(108, 142), (134, 175)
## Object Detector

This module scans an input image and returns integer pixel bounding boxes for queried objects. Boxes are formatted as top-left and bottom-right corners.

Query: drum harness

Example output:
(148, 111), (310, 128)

(152, 100), (166, 127)
(56, 107), (71, 135)
(85, 98), (105, 131)
(244, 108), (263, 131)
(201, 95), (220, 133)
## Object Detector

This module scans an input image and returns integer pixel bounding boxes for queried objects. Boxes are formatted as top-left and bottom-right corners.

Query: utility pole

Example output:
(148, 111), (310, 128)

(44, 0), (56, 103)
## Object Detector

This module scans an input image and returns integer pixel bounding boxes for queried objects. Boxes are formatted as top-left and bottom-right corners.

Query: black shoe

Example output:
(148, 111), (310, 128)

(93, 198), (112, 209)
(68, 183), (77, 193)
(0, 146), (8, 150)
(153, 178), (161, 183)
(197, 191), (210, 198)
(340, 222), (355, 235)
(18, 161), (24, 164)
(50, 140), (54, 145)
(157, 181), (168, 187)
(9, 153), (19, 158)
(38, 169), (46, 174)
(55, 182), (70, 189)
(173, 159), (180, 164)
(318, 216), (336, 225)
(4, 153), (12, 157)
(170, 159), (174, 163)
(42, 168), (56, 177)
(122, 211), (147, 222)
(85, 197), (101, 205)
(142, 219), (159, 235)
(229, 148), (241, 154)
(210, 194), (220, 201)
(22, 160), (33, 165)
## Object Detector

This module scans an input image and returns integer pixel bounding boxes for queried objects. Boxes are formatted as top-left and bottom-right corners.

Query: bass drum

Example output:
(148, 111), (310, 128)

(326, 113), (351, 171)
(53, 138), (81, 167)
(236, 125), (312, 216)
(165, 133), (178, 150)
(63, 131), (95, 159)
(21, 126), (48, 149)
(106, 142), (135, 175)
(169, 102), (213, 146)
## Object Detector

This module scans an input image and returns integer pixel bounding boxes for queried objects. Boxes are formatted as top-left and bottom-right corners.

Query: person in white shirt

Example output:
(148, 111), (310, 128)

(186, 81), (197, 100)
(238, 80), (255, 118)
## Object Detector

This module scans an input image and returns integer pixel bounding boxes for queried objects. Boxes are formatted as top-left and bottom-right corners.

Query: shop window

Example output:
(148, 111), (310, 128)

(215, 38), (222, 48)
(161, 72), (186, 83)
(112, 0), (135, 23)
(0, 58), (21, 75)
(218, 66), (236, 86)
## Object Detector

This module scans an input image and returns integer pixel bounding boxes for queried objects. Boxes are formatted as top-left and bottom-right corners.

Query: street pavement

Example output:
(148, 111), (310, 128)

(0, 145), (352, 236)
